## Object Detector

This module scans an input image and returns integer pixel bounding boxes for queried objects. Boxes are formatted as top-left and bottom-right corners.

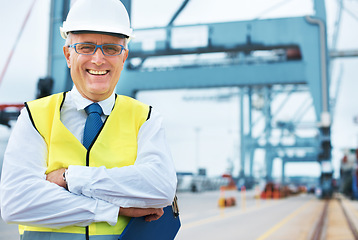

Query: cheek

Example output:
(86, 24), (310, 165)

(68, 55), (77, 69)
(67, 50), (78, 67)
(112, 60), (124, 75)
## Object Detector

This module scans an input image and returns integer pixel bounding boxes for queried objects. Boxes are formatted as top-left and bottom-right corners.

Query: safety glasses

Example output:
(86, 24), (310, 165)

(68, 42), (126, 56)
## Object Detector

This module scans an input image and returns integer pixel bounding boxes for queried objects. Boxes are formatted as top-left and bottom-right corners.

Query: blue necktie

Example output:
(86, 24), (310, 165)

(83, 103), (103, 149)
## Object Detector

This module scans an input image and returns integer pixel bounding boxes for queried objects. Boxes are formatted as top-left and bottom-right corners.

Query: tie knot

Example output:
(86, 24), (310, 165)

(85, 103), (103, 116)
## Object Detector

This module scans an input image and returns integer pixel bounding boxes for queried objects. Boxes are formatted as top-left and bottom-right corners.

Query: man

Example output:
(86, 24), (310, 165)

(0, 0), (177, 239)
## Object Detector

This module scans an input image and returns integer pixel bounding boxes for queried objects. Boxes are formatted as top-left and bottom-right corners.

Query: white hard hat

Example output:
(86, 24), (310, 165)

(60, 0), (133, 39)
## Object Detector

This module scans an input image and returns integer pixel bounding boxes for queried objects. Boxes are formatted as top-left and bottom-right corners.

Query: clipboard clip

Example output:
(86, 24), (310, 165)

(172, 195), (180, 218)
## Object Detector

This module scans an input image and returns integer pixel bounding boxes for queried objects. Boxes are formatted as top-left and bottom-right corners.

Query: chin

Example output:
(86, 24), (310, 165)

(88, 84), (110, 93)
(89, 89), (112, 100)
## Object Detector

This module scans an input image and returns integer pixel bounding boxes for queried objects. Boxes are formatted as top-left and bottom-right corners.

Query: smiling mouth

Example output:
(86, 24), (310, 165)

(87, 69), (109, 75)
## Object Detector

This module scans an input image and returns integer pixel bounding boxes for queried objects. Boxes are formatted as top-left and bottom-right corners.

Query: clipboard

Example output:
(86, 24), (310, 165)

(118, 197), (181, 240)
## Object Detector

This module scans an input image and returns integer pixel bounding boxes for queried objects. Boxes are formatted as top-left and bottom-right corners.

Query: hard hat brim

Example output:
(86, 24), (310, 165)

(71, 30), (129, 39)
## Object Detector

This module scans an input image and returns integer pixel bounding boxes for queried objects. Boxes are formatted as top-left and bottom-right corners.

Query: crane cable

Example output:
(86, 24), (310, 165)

(0, 0), (37, 87)
(253, 0), (295, 20)
(341, 3), (358, 22)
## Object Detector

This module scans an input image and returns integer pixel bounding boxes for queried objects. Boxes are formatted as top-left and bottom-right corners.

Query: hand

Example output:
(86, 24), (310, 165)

(119, 207), (164, 222)
(46, 168), (67, 189)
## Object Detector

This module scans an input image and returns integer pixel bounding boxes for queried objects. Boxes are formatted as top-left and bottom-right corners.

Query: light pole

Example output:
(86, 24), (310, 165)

(195, 127), (201, 174)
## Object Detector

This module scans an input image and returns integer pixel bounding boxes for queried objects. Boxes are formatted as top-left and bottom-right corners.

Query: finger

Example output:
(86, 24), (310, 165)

(144, 214), (160, 222)
(158, 208), (164, 216)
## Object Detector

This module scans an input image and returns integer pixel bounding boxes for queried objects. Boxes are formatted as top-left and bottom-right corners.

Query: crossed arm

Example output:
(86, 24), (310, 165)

(46, 168), (164, 222)
(0, 108), (177, 228)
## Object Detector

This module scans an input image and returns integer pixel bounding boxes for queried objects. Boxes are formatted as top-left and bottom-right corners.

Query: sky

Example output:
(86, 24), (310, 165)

(1, 0), (358, 179)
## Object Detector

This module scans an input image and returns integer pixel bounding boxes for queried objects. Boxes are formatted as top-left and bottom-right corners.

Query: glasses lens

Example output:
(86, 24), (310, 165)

(102, 44), (122, 55)
(76, 43), (96, 54)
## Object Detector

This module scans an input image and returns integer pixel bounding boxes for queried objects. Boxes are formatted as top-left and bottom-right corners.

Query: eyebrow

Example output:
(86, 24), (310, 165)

(79, 42), (123, 45)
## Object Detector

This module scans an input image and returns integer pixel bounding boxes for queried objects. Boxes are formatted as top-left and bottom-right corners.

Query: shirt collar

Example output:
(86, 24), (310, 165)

(69, 86), (115, 116)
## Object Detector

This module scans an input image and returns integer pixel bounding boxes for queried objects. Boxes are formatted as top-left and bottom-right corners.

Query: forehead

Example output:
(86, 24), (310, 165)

(71, 33), (125, 44)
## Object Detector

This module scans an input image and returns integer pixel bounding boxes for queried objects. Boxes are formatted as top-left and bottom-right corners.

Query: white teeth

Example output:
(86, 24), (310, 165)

(88, 70), (108, 75)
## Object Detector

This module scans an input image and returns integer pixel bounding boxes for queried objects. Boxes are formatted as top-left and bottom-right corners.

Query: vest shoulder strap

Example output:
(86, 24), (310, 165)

(25, 92), (65, 140)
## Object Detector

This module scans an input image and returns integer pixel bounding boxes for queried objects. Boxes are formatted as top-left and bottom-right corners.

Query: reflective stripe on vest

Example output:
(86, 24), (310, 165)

(20, 92), (150, 237)
(21, 231), (120, 240)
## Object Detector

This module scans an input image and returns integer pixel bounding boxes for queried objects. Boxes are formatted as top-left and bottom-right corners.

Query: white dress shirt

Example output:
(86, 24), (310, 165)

(0, 87), (177, 228)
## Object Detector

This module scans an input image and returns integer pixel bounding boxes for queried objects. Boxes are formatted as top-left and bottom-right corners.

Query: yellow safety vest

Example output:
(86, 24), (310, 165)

(20, 92), (150, 237)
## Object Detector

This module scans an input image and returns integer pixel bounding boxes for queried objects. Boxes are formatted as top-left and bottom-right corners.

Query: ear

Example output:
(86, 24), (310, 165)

(63, 46), (71, 68)
(122, 49), (129, 63)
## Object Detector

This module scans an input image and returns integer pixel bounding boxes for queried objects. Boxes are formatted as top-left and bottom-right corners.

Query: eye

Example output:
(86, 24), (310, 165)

(77, 44), (96, 53)
(103, 45), (121, 55)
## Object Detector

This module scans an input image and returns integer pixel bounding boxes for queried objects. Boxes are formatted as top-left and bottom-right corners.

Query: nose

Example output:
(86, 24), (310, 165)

(91, 47), (105, 66)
